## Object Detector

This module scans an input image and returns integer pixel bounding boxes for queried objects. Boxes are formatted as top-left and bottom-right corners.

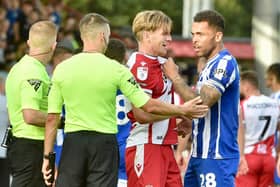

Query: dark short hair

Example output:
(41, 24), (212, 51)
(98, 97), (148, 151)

(193, 10), (225, 32)
(241, 70), (259, 88)
(105, 38), (126, 63)
(56, 39), (75, 54)
(22, 0), (33, 6)
(267, 63), (280, 83)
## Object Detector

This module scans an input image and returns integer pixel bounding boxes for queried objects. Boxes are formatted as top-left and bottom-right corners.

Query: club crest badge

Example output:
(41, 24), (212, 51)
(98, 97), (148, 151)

(137, 67), (148, 81)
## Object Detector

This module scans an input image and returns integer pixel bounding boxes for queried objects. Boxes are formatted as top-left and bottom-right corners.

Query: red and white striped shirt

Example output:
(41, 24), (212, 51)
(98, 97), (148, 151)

(126, 52), (177, 147)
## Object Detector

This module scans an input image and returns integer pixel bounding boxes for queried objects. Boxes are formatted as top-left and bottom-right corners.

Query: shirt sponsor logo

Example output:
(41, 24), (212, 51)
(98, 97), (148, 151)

(137, 67), (148, 81)
(213, 68), (227, 77)
(156, 136), (163, 140)
(27, 79), (42, 92)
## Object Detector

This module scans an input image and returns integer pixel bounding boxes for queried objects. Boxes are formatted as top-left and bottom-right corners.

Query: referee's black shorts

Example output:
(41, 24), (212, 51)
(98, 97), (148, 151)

(56, 130), (119, 187)
(7, 137), (45, 187)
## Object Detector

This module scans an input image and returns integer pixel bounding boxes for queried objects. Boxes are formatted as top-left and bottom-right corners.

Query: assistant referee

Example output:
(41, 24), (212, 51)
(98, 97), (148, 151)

(6, 20), (57, 187)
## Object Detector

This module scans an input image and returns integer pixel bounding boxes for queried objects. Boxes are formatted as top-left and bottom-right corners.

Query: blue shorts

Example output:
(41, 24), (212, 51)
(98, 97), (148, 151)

(184, 157), (239, 187)
(274, 169), (280, 184)
(54, 129), (65, 166)
(118, 141), (127, 180)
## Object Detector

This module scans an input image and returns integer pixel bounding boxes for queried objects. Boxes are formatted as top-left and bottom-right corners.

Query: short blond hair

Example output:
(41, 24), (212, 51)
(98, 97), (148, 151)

(28, 20), (57, 51)
(132, 10), (172, 41)
(79, 13), (109, 41)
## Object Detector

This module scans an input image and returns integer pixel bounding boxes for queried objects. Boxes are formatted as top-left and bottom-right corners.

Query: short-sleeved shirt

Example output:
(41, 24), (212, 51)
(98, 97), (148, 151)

(6, 55), (50, 140)
(270, 91), (280, 147)
(126, 52), (177, 147)
(241, 95), (279, 155)
(192, 49), (240, 159)
(116, 89), (131, 144)
(48, 52), (149, 134)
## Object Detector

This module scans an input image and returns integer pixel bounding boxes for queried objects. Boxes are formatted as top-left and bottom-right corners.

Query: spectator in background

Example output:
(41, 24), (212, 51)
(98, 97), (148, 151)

(105, 38), (130, 187)
(62, 16), (80, 50)
(0, 75), (9, 187)
(11, 0), (37, 60)
(0, 6), (9, 64)
(236, 70), (279, 187)
(14, 0), (33, 43)
(46, 2), (62, 27)
(0, 7), (9, 37)
(5, 20), (57, 187)
(5, 0), (21, 44)
(28, 9), (41, 25)
(4, 45), (17, 73)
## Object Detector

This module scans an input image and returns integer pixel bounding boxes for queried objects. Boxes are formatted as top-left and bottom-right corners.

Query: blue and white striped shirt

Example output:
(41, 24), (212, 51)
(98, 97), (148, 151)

(192, 49), (240, 159)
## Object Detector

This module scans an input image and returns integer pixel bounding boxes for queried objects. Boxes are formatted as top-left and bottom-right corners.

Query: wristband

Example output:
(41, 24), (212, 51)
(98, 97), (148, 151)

(43, 152), (55, 159)
(43, 154), (50, 159)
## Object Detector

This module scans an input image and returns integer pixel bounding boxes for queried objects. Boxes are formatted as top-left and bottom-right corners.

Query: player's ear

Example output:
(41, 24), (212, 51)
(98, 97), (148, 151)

(215, 32), (223, 42)
(52, 41), (57, 51)
(27, 39), (30, 48)
(143, 31), (151, 41)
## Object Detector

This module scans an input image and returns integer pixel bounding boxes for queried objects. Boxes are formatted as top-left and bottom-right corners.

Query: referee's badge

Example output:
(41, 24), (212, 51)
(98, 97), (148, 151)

(137, 67), (148, 81)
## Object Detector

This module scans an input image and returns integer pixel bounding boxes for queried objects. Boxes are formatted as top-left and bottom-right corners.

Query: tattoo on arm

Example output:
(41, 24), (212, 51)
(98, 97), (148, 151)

(200, 85), (221, 107)
(172, 76), (197, 101)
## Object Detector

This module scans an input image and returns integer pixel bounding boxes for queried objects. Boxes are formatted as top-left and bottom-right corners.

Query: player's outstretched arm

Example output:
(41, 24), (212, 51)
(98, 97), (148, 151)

(132, 106), (171, 124)
(140, 96), (208, 119)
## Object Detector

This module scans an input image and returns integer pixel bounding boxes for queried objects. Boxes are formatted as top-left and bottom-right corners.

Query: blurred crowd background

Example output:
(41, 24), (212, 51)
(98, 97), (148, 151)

(0, 0), (258, 87)
(0, 0), (278, 91)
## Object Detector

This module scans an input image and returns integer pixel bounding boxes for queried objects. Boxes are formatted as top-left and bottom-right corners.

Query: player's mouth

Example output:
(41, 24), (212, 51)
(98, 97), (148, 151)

(193, 45), (201, 53)
(162, 43), (168, 48)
